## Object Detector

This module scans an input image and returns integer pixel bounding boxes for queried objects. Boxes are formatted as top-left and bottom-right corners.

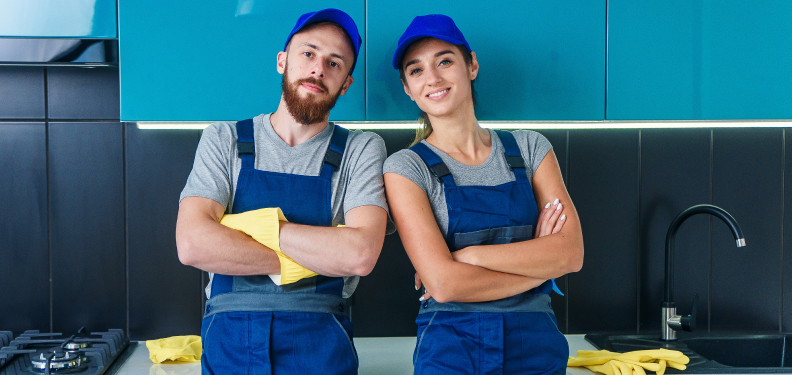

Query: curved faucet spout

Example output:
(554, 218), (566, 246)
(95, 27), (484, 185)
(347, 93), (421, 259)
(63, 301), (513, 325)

(664, 204), (745, 304)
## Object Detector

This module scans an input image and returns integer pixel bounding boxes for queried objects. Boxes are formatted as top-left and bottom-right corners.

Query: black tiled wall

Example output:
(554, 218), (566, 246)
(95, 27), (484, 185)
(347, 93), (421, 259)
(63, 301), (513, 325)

(1, 66), (791, 340)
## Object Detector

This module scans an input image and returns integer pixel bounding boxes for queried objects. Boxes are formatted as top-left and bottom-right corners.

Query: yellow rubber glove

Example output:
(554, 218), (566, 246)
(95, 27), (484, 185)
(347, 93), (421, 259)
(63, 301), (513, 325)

(145, 335), (202, 363)
(568, 349), (689, 375)
(219, 208), (317, 285)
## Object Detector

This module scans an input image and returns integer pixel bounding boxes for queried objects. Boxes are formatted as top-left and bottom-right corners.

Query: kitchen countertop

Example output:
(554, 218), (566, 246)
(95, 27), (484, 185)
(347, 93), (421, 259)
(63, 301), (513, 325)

(117, 335), (599, 375)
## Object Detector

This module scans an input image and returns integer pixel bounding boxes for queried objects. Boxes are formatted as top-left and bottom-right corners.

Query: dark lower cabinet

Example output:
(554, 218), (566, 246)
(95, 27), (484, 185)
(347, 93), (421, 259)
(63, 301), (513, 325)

(48, 122), (125, 334)
(0, 123), (49, 334)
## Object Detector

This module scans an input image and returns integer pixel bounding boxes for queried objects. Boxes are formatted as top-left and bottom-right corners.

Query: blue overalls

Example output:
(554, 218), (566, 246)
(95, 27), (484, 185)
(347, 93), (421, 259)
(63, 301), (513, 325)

(200, 119), (357, 375)
(410, 130), (568, 375)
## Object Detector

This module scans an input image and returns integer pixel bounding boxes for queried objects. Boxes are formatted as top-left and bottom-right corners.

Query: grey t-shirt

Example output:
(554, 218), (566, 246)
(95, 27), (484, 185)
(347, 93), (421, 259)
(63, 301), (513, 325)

(383, 129), (552, 235)
(180, 113), (390, 298)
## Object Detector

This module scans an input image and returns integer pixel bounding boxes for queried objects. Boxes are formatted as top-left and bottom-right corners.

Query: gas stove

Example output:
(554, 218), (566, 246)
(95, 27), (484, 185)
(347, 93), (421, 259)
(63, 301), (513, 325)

(0, 328), (136, 375)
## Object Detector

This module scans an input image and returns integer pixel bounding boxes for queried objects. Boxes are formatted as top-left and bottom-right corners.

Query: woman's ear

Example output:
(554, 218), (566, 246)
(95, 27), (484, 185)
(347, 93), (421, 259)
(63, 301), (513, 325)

(469, 51), (479, 80)
(276, 51), (287, 74)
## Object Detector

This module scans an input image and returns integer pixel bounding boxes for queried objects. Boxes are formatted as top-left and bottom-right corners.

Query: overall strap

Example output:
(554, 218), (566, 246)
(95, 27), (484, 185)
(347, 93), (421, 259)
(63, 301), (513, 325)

(319, 125), (349, 180)
(493, 130), (527, 181)
(410, 143), (457, 187)
(235, 119), (255, 170)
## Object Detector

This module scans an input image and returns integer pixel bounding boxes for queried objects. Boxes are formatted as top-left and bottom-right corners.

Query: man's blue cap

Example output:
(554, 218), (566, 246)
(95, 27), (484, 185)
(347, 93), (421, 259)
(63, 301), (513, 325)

(392, 14), (471, 70)
(285, 8), (362, 75)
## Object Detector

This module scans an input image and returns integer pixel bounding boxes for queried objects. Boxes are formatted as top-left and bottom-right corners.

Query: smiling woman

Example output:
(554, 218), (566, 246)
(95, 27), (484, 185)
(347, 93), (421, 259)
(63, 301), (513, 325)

(383, 14), (584, 375)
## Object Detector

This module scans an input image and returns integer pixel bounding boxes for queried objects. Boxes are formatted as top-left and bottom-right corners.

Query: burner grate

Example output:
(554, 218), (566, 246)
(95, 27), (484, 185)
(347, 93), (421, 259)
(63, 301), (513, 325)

(0, 328), (130, 375)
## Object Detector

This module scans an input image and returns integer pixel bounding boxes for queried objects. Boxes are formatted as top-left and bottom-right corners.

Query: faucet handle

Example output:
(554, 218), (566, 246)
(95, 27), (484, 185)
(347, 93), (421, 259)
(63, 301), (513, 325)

(680, 293), (698, 332)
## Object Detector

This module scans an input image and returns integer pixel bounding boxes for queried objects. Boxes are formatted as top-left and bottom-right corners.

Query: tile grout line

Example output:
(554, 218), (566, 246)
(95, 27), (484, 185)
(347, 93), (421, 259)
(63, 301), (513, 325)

(565, 129), (570, 334)
(708, 128), (713, 333)
(45, 67), (53, 334)
(124, 123), (130, 337)
(780, 128), (785, 333)
(636, 129), (642, 334)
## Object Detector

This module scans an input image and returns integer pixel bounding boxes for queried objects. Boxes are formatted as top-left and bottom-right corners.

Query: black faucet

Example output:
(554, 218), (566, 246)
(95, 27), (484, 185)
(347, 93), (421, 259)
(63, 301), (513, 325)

(661, 204), (746, 341)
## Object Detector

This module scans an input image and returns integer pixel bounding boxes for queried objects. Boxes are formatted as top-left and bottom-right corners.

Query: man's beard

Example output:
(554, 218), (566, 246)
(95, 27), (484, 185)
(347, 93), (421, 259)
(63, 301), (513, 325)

(281, 68), (343, 125)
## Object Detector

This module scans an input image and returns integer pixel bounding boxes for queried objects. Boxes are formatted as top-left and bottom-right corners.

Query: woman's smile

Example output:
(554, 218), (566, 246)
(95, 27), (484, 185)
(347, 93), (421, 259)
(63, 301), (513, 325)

(426, 88), (450, 100)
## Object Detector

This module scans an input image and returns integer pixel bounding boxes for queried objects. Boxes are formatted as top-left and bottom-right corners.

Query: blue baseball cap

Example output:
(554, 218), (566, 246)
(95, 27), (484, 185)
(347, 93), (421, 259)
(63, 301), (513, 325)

(392, 14), (471, 70)
(285, 9), (362, 75)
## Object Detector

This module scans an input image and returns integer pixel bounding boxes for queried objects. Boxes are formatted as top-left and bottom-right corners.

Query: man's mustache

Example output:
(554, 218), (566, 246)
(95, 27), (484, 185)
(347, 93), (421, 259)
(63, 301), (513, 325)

(295, 77), (328, 93)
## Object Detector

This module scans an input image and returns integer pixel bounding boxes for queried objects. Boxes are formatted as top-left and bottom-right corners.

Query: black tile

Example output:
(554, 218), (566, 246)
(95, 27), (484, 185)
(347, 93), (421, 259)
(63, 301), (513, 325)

(535, 129), (569, 332)
(567, 129), (640, 333)
(783, 128), (792, 333)
(49, 122), (125, 334)
(639, 129), (711, 333)
(365, 128), (418, 157)
(0, 123), (49, 334)
(711, 128), (783, 332)
(352, 233), (422, 337)
(126, 124), (204, 340)
(47, 67), (119, 120)
(0, 67), (45, 119)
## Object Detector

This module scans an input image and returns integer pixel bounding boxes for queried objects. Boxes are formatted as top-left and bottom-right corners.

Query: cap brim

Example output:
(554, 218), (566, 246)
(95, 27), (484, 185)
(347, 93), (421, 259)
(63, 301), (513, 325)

(392, 33), (467, 70)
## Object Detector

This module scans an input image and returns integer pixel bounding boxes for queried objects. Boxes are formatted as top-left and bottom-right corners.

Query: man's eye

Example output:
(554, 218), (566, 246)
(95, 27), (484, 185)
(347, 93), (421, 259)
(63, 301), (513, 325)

(330, 61), (339, 68)
(303, 51), (313, 57)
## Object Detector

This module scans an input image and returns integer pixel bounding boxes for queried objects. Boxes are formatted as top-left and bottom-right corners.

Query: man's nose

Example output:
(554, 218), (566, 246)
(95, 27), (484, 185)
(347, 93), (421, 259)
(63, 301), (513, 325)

(310, 58), (326, 78)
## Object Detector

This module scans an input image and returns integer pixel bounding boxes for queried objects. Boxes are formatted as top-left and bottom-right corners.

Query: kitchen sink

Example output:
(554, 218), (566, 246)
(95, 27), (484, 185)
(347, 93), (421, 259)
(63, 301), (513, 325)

(585, 334), (792, 373)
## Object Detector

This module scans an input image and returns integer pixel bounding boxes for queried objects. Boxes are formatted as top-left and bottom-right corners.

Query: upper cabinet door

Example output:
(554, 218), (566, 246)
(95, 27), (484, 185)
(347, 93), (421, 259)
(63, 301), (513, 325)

(119, 0), (365, 121)
(365, 0), (606, 121)
(0, 0), (116, 38)
(608, 1), (792, 120)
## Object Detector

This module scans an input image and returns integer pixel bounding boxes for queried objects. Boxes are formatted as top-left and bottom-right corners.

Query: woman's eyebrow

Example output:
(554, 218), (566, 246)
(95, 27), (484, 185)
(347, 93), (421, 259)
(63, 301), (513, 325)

(403, 50), (455, 70)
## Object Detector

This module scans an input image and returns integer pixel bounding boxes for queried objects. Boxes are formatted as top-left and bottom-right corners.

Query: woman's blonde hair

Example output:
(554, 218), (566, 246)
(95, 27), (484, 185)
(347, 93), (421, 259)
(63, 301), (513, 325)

(398, 42), (477, 147)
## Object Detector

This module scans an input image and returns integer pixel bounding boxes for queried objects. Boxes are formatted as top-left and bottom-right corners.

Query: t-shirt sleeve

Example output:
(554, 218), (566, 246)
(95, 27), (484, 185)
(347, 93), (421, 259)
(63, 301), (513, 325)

(513, 130), (553, 181)
(382, 148), (435, 196)
(340, 131), (390, 214)
(179, 123), (235, 209)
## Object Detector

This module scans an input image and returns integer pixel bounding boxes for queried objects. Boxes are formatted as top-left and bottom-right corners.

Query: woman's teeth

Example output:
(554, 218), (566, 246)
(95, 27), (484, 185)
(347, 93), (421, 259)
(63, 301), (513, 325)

(428, 89), (448, 98)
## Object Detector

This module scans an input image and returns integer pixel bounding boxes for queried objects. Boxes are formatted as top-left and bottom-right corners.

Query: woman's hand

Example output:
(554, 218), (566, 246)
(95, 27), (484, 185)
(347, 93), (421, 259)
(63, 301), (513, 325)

(534, 198), (566, 238)
(415, 272), (432, 302)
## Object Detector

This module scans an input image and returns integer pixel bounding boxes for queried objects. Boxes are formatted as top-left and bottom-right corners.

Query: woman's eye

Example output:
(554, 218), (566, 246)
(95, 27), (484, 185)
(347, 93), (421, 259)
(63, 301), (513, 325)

(409, 68), (421, 76)
(439, 59), (452, 66)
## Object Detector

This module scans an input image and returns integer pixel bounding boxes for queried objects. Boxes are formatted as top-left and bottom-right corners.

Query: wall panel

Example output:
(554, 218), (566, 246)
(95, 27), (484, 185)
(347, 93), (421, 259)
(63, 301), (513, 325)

(126, 124), (204, 339)
(567, 129), (640, 333)
(49, 122), (125, 334)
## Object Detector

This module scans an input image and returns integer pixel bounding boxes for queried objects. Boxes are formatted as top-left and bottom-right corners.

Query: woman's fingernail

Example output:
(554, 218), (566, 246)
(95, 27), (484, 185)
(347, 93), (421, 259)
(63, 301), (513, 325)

(544, 202), (551, 209)
(560, 214), (566, 220)
(419, 296), (425, 302)
(556, 203), (563, 211)
(415, 285), (419, 290)
(553, 198), (559, 205)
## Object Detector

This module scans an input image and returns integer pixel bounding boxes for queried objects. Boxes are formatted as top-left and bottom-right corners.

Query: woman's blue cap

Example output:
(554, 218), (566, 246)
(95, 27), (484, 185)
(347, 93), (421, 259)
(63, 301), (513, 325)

(285, 9), (362, 75)
(392, 14), (471, 70)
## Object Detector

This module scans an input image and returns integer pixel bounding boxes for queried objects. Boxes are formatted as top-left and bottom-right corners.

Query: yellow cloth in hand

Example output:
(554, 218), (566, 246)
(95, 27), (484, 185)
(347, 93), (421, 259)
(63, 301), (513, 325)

(145, 335), (201, 363)
(568, 349), (689, 375)
(219, 208), (317, 285)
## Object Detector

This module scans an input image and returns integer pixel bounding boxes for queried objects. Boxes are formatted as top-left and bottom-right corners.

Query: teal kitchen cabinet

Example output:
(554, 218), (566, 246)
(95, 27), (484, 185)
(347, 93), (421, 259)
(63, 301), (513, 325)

(608, 0), (792, 120)
(0, 0), (116, 38)
(365, 0), (606, 121)
(119, 1), (365, 121)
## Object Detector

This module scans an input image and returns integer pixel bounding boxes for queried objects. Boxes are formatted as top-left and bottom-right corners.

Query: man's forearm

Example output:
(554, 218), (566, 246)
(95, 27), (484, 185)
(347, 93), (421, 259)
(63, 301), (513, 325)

(277, 206), (387, 277)
(176, 197), (281, 275)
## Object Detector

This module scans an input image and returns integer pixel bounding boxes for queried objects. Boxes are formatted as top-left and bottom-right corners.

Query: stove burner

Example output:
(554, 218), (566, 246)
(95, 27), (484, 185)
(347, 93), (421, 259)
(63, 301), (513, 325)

(30, 348), (85, 372)
(63, 342), (90, 351)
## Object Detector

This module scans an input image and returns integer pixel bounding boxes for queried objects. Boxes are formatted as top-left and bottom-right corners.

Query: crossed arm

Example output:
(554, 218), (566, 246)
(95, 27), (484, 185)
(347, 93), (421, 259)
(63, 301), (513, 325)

(384, 150), (584, 304)
(175, 196), (388, 277)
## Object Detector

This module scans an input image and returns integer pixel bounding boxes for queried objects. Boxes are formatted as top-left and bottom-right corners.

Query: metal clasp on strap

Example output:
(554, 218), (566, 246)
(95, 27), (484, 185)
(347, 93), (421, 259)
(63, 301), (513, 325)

(429, 163), (451, 183)
(237, 142), (255, 155)
(505, 155), (525, 170)
(323, 149), (343, 169)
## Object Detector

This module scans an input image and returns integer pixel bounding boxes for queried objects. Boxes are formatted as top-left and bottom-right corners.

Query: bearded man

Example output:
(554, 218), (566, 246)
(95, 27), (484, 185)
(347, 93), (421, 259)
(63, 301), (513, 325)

(175, 9), (390, 375)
